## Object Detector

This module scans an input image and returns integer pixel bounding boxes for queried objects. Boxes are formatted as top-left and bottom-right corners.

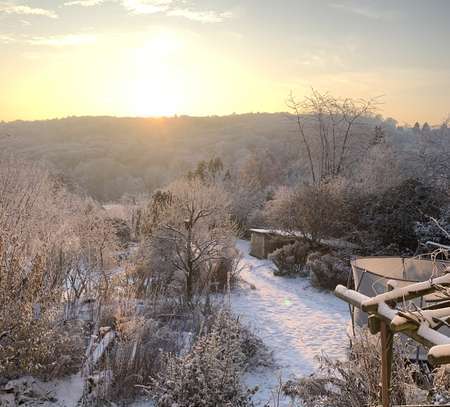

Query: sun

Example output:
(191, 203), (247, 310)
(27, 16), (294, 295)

(126, 31), (184, 117)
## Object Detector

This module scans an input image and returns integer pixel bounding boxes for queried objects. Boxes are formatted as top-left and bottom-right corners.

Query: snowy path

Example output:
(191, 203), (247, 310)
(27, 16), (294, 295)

(230, 240), (350, 406)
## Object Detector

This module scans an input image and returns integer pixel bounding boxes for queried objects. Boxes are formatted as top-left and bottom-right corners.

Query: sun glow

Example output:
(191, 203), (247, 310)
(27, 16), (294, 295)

(1, 26), (287, 120)
(126, 31), (184, 117)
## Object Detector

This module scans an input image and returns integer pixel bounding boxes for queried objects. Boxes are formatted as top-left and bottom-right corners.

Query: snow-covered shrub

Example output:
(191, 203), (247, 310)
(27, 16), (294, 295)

(0, 315), (84, 380)
(415, 204), (450, 246)
(149, 310), (258, 407)
(211, 247), (243, 291)
(0, 160), (80, 379)
(109, 217), (131, 247)
(306, 252), (350, 290)
(95, 296), (201, 402)
(263, 180), (352, 246)
(0, 159), (117, 379)
(357, 178), (444, 253)
(268, 240), (312, 276)
(283, 330), (426, 407)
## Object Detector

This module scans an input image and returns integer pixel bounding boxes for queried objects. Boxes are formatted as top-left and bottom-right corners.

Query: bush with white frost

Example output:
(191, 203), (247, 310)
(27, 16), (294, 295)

(0, 159), (117, 379)
(149, 310), (258, 407)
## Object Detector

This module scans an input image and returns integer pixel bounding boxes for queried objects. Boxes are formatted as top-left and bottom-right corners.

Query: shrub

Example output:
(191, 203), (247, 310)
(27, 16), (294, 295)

(306, 252), (351, 290)
(268, 240), (312, 276)
(0, 313), (83, 379)
(283, 330), (426, 407)
(211, 247), (243, 291)
(0, 159), (117, 380)
(432, 365), (450, 404)
(358, 178), (444, 253)
(263, 180), (353, 246)
(415, 203), (450, 247)
(149, 310), (258, 407)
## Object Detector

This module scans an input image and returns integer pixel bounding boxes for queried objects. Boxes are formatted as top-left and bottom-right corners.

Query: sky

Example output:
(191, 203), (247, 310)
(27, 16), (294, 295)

(1, 0), (450, 124)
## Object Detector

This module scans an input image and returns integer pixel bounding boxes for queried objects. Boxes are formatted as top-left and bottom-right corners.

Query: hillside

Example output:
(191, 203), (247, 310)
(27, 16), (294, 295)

(0, 114), (295, 201)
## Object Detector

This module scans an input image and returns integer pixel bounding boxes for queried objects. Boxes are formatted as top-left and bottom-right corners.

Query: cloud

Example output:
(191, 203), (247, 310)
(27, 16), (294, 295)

(166, 8), (232, 23)
(64, 0), (105, 6)
(123, 1), (232, 22)
(0, 34), (15, 43)
(330, 2), (396, 21)
(28, 34), (97, 46)
(62, 0), (232, 23)
(121, 0), (172, 14)
(0, 2), (58, 18)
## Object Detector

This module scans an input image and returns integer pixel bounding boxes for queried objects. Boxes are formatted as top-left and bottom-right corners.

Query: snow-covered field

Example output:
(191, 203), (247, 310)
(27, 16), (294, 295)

(231, 240), (350, 406)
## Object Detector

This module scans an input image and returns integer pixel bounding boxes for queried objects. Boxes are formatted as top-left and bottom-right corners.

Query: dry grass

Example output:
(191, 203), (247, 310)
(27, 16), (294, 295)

(282, 330), (427, 407)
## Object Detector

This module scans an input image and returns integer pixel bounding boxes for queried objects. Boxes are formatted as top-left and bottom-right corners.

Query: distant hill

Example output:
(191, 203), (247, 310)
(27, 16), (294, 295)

(3, 113), (446, 202)
(0, 114), (295, 201)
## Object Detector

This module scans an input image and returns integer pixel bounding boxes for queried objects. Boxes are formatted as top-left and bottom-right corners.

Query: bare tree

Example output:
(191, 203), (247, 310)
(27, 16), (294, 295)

(64, 199), (118, 315)
(148, 179), (238, 304)
(287, 89), (378, 184)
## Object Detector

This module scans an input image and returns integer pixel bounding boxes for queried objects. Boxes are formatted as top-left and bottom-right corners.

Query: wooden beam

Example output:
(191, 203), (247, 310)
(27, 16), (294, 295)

(428, 343), (450, 366)
(380, 321), (393, 407)
(361, 274), (450, 313)
(391, 307), (450, 333)
(335, 284), (368, 308)
(368, 314), (381, 334)
(334, 285), (450, 356)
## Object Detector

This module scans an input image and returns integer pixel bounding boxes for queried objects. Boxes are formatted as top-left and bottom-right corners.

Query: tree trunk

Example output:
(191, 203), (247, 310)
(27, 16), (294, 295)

(185, 219), (194, 303)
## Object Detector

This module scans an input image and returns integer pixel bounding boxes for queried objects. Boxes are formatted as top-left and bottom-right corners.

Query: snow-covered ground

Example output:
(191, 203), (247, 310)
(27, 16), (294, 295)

(230, 240), (350, 406)
(1, 240), (349, 407)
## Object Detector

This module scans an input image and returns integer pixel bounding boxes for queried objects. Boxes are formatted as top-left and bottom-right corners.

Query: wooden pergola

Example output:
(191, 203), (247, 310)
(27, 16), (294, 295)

(335, 272), (450, 407)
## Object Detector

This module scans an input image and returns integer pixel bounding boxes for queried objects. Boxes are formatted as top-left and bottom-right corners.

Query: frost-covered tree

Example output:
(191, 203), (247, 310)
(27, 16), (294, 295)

(187, 157), (225, 185)
(422, 122), (431, 135)
(64, 199), (118, 312)
(147, 179), (238, 303)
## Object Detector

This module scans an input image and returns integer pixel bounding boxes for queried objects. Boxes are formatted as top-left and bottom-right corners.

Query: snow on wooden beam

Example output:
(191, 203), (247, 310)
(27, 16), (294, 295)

(83, 328), (116, 377)
(415, 323), (450, 348)
(428, 343), (450, 365)
(361, 273), (450, 313)
(390, 314), (420, 333)
(391, 307), (450, 333)
(91, 330), (115, 366)
(335, 285), (369, 308)
(384, 306), (447, 348)
(334, 285), (450, 350)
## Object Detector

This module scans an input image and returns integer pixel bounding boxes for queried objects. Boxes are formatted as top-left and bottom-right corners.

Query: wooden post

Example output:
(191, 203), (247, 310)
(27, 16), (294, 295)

(380, 320), (394, 407)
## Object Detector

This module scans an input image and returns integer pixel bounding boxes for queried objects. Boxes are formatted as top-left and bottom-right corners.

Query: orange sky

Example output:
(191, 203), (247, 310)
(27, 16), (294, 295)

(1, 0), (450, 125)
